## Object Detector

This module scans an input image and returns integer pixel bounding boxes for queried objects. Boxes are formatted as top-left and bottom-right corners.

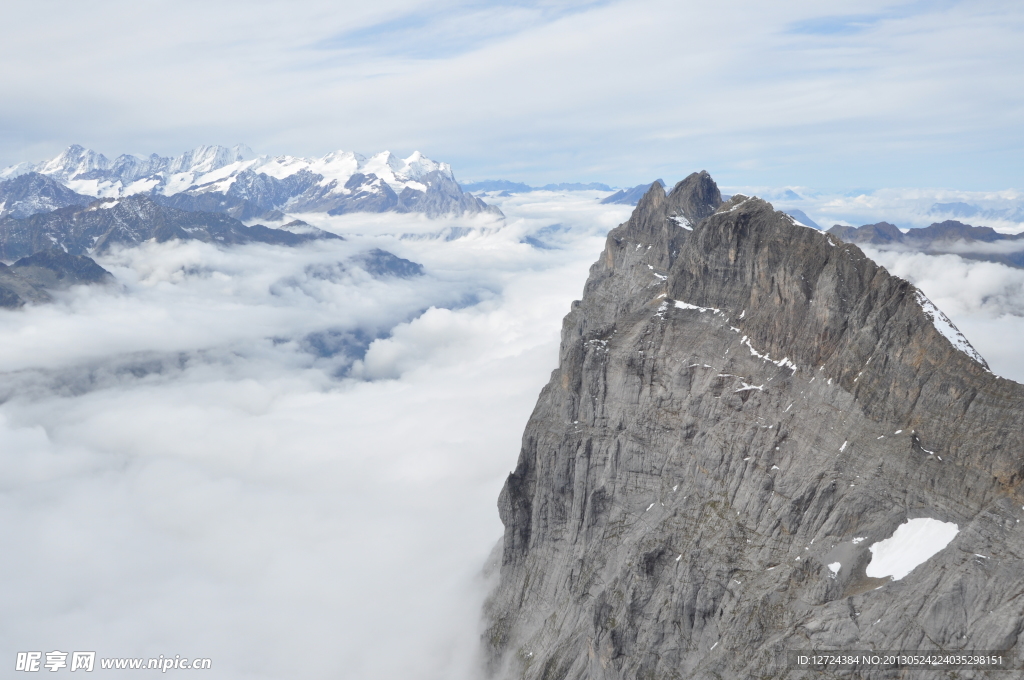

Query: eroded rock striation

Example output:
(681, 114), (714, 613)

(487, 172), (1024, 679)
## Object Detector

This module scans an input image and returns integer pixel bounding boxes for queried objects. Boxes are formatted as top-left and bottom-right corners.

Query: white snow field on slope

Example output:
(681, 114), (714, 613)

(866, 518), (960, 581)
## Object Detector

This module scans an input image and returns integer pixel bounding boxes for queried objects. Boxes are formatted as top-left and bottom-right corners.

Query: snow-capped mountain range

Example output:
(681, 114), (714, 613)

(0, 144), (500, 220)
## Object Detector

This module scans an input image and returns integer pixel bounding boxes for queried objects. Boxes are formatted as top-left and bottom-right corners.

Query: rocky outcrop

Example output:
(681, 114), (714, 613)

(487, 172), (1024, 679)
(0, 263), (52, 308)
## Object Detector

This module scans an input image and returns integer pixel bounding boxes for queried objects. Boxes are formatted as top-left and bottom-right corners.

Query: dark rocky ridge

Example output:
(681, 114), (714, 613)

(0, 172), (93, 219)
(0, 248), (114, 308)
(0, 195), (340, 260)
(487, 172), (1024, 679)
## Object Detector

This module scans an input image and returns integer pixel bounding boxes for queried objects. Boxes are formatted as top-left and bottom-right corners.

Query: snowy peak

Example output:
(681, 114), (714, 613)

(2, 145), (453, 196)
(38, 144), (111, 180)
(356, 150), (450, 186)
(166, 144), (254, 175)
(0, 145), (499, 220)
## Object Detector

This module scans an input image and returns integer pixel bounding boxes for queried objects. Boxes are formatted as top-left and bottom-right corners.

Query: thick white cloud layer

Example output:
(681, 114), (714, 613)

(0, 192), (629, 679)
(0, 193), (1020, 678)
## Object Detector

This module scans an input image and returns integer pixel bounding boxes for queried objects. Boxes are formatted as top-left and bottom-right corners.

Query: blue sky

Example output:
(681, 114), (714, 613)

(1, 0), (1021, 190)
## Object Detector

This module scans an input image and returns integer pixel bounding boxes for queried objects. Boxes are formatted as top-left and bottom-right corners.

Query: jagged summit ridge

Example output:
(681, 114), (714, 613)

(0, 144), (449, 198)
(487, 171), (1024, 680)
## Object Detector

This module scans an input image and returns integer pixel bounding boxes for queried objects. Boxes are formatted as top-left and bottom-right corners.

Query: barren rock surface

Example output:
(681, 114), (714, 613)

(486, 172), (1024, 679)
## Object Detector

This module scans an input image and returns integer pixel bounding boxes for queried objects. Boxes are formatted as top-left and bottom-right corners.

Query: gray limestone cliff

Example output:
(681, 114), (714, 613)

(486, 172), (1024, 679)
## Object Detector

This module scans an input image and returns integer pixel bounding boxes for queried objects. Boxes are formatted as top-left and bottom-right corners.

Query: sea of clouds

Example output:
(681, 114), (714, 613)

(0, 191), (630, 679)
(1, 190), (1021, 679)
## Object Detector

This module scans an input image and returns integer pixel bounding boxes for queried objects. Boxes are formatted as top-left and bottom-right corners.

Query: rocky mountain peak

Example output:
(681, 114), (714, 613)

(668, 169), (722, 224)
(487, 171), (1024, 680)
(166, 144), (253, 175)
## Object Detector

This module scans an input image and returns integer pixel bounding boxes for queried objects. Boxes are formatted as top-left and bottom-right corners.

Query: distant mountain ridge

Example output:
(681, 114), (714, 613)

(461, 180), (614, 194)
(829, 219), (1024, 268)
(0, 195), (341, 261)
(600, 179), (665, 205)
(0, 247), (114, 308)
(929, 201), (1024, 223)
(0, 144), (502, 221)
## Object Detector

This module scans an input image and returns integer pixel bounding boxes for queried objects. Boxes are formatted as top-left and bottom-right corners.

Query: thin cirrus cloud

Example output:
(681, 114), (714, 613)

(782, 0), (950, 37)
(786, 14), (887, 35)
(316, 0), (610, 60)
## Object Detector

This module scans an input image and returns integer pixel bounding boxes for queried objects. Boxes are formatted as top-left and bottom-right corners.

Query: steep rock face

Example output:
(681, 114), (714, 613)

(487, 173), (1024, 679)
(321, 173), (400, 215)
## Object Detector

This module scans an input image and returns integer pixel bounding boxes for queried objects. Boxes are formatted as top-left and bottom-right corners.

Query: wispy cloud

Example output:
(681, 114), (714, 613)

(786, 13), (886, 36)
(1, 0), (1021, 189)
(317, 0), (608, 60)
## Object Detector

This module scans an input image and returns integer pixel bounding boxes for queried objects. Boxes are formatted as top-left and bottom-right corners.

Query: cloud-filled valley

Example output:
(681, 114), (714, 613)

(1, 189), (1023, 678)
(0, 192), (630, 678)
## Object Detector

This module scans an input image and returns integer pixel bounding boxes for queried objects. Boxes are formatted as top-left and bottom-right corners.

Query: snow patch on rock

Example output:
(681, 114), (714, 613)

(914, 291), (987, 367)
(865, 518), (959, 581)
